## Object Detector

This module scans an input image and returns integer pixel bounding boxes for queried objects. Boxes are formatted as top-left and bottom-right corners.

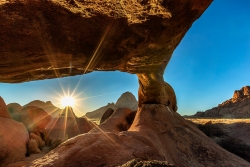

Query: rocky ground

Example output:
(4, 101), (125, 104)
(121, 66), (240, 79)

(188, 118), (250, 162)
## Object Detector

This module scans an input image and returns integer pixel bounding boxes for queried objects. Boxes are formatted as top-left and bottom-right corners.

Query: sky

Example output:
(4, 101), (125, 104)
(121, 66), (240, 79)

(0, 0), (250, 117)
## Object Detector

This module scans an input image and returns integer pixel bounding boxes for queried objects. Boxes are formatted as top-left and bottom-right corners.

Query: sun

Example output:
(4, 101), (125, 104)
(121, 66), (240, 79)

(61, 96), (75, 107)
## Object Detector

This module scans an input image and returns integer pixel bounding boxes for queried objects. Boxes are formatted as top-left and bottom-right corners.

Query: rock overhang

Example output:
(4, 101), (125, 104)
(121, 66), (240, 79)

(0, 0), (212, 83)
(0, 0), (213, 109)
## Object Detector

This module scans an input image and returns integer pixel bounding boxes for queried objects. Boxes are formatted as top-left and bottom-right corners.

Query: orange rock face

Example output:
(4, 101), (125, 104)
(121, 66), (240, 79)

(0, 0), (212, 108)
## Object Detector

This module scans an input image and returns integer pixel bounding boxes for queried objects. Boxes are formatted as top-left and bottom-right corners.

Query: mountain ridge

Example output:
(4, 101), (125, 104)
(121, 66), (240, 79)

(194, 86), (250, 118)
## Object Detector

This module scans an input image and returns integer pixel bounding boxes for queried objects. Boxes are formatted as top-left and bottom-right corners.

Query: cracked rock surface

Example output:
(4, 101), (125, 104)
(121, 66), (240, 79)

(0, 0), (212, 107)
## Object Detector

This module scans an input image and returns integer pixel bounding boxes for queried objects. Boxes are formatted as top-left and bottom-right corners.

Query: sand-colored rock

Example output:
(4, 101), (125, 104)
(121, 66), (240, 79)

(20, 106), (51, 132)
(29, 105), (249, 167)
(0, 117), (29, 167)
(27, 139), (41, 154)
(115, 92), (138, 111)
(0, 96), (12, 119)
(30, 133), (45, 148)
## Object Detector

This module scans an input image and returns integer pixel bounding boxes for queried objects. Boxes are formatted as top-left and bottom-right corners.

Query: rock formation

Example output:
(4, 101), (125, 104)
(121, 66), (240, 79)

(27, 139), (42, 154)
(115, 92), (138, 110)
(30, 105), (249, 167)
(0, 97), (29, 167)
(99, 108), (115, 124)
(2, 0), (246, 166)
(0, 0), (212, 108)
(7, 103), (22, 121)
(85, 92), (137, 120)
(194, 86), (250, 118)
(27, 133), (45, 154)
(85, 103), (116, 119)
(90, 108), (136, 133)
(20, 106), (52, 132)
(25, 100), (62, 118)
(46, 106), (95, 141)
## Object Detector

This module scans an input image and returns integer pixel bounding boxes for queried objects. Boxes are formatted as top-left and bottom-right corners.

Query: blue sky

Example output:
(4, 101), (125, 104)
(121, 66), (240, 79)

(1, 0), (250, 116)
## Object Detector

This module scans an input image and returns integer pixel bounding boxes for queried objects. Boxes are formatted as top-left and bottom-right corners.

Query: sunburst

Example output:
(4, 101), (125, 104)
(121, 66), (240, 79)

(60, 96), (75, 107)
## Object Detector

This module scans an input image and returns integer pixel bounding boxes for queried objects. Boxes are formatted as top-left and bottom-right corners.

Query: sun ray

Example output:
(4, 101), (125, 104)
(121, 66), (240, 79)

(42, 20), (123, 146)
(61, 96), (75, 108)
(77, 91), (122, 101)
(63, 107), (68, 140)
(81, 114), (120, 147)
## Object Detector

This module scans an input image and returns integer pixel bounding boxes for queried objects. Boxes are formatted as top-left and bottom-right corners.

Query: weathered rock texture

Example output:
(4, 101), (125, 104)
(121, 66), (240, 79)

(0, 99), (29, 167)
(29, 105), (249, 167)
(0, 0), (212, 108)
(194, 86), (250, 118)
(120, 159), (176, 167)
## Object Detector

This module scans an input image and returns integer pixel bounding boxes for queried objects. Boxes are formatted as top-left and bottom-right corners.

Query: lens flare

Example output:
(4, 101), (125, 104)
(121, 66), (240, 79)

(61, 96), (75, 107)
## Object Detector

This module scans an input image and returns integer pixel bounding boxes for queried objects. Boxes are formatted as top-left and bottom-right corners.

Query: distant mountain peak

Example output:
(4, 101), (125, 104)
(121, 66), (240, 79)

(85, 92), (138, 119)
(115, 92), (137, 111)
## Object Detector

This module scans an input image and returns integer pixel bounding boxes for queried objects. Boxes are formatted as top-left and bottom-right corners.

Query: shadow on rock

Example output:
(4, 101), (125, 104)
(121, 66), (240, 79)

(30, 105), (250, 167)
